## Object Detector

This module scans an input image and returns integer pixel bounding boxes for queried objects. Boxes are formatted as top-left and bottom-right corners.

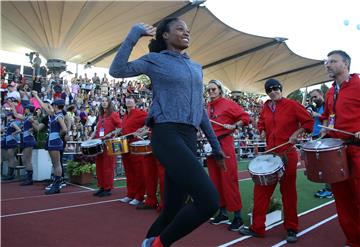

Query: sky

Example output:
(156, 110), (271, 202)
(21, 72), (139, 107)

(205, 0), (360, 73)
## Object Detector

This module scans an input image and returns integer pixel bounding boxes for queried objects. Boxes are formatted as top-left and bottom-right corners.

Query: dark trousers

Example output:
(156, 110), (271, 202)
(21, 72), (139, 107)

(146, 123), (219, 246)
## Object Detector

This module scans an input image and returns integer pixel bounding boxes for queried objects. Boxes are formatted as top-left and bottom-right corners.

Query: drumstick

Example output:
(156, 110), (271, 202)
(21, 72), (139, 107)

(318, 125), (356, 136)
(210, 119), (226, 127)
(262, 141), (290, 154)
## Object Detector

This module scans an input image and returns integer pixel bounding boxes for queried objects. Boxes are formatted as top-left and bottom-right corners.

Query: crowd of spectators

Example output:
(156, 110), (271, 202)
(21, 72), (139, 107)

(1, 64), (264, 157)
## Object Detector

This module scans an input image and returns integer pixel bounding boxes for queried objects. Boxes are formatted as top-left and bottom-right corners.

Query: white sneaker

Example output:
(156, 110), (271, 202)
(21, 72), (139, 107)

(129, 199), (141, 206)
(119, 197), (133, 203)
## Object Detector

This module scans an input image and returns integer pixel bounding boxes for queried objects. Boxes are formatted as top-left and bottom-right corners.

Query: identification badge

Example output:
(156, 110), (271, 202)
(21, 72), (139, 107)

(99, 128), (105, 137)
(328, 114), (335, 129)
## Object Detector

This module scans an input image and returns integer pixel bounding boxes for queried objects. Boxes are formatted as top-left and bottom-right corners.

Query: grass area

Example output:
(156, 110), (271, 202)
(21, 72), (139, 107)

(238, 171), (332, 225)
(82, 160), (332, 226)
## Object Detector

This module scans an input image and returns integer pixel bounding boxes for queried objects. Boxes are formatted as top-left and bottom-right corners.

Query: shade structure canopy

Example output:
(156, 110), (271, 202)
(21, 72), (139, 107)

(1, 0), (330, 95)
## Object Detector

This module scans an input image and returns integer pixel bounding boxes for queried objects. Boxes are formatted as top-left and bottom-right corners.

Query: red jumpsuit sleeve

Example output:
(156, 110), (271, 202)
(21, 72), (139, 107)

(228, 102), (250, 126)
(294, 101), (314, 133)
(111, 112), (123, 129)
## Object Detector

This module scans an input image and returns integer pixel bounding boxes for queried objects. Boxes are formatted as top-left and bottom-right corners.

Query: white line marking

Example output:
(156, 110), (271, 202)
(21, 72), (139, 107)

(1, 186), (127, 202)
(1, 198), (121, 218)
(271, 214), (338, 247)
(217, 200), (335, 247)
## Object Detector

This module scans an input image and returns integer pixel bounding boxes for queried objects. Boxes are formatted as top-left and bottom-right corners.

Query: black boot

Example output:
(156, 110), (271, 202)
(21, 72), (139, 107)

(21, 170), (33, 186)
(3, 168), (15, 181)
(45, 176), (61, 195)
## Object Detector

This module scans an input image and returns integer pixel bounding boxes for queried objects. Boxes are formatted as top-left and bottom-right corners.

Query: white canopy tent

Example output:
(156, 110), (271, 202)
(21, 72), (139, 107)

(1, 0), (330, 95)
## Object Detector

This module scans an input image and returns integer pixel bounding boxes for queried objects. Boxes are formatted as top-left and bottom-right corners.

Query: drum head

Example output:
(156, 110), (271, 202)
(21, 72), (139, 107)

(81, 139), (101, 147)
(248, 154), (283, 175)
(302, 138), (343, 151)
(130, 140), (150, 146)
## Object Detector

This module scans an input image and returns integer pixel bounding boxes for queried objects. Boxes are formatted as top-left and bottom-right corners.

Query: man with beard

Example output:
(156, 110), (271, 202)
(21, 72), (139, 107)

(308, 89), (333, 199)
(321, 50), (360, 247)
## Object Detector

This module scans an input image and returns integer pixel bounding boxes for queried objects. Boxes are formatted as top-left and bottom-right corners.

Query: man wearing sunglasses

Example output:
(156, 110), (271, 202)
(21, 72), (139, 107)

(240, 78), (314, 243)
(206, 79), (250, 232)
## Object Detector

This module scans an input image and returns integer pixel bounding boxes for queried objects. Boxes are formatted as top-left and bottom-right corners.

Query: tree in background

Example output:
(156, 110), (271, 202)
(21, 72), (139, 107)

(287, 89), (303, 103)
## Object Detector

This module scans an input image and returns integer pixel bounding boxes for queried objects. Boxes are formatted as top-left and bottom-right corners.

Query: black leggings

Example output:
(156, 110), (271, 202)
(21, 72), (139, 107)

(146, 123), (219, 246)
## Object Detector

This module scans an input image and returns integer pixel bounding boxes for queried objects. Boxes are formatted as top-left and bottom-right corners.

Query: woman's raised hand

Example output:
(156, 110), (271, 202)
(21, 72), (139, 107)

(139, 23), (156, 37)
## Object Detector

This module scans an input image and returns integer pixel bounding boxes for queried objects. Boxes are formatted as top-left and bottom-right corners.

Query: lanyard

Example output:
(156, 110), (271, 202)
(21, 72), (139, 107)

(332, 84), (339, 114)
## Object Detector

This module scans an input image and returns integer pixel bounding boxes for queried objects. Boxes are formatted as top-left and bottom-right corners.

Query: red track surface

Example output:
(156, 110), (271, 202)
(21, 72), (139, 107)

(1, 173), (345, 247)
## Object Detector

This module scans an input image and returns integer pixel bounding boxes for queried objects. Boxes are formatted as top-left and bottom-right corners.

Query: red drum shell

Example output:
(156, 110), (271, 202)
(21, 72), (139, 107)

(302, 140), (349, 183)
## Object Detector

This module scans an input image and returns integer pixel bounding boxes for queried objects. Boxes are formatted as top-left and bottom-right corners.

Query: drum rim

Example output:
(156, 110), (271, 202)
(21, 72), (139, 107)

(81, 139), (102, 147)
(248, 155), (284, 175)
(302, 145), (344, 152)
(130, 140), (151, 146)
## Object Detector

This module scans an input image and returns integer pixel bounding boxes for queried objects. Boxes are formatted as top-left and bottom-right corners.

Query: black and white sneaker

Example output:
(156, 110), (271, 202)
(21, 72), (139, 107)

(210, 214), (229, 225)
(228, 217), (244, 231)
(45, 180), (66, 190)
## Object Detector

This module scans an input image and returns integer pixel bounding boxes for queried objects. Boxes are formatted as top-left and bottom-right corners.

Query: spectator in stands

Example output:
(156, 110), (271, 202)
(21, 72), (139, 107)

(11, 68), (23, 84)
(32, 52), (42, 77)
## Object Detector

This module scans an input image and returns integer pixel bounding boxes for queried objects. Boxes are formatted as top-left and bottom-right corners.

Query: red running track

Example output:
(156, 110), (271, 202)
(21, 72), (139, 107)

(1, 178), (345, 247)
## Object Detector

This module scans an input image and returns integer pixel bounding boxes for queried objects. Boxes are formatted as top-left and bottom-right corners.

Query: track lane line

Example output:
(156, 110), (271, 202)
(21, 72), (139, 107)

(217, 200), (335, 247)
(271, 214), (338, 247)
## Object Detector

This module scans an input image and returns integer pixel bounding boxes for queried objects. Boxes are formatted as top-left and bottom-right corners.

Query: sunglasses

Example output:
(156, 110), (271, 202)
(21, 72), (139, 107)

(207, 88), (217, 92)
(266, 86), (281, 94)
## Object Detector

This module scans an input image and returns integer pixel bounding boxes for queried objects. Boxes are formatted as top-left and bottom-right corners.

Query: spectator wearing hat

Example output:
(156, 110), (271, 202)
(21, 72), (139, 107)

(12, 104), (39, 185)
(2, 111), (21, 181)
(240, 79), (314, 243)
(206, 79), (250, 231)
(32, 91), (67, 195)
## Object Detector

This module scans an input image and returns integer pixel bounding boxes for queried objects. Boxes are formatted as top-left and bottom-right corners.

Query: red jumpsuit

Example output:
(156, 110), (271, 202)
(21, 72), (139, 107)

(321, 74), (360, 247)
(206, 97), (250, 212)
(252, 98), (313, 236)
(122, 108), (147, 201)
(142, 154), (165, 209)
(95, 112), (122, 190)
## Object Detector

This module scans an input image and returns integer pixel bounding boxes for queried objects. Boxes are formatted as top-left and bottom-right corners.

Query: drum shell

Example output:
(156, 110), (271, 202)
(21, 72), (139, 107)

(250, 166), (285, 186)
(81, 141), (104, 157)
(302, 145), (349, 183)
(129, 141), (152, 155)
(106, 138), (129, 155)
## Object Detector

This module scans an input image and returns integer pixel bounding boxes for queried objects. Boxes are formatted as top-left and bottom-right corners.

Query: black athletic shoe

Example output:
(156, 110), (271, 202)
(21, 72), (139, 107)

(98, 189), (111, 197)
(228, 217), (244, 231)
(93, 188), (104, 196)
(210, 214), (229, 225)
(286, 229), (298, 243)
(239, 227), (262, 238)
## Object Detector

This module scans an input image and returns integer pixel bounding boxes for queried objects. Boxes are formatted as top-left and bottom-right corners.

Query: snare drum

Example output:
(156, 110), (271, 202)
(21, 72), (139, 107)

(105, 137), (129, 155)
(81, 139), (103, 157)
(129, 140), (152, 155)
(248, 154), (285, 186)
(301, 138), (349, 183)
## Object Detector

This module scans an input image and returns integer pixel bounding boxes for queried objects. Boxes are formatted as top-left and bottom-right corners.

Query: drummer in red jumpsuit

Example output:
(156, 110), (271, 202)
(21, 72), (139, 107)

(321, 50), (360, 247)
(91, 96), (122, 197)
(206, 79), (250, 231)
(118, 95), (147, 206)
(240, 79), (313, 243)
